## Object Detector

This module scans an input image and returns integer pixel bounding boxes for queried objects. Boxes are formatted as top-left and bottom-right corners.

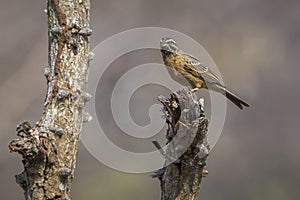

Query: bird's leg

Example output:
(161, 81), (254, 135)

(191, 88), (199, 92)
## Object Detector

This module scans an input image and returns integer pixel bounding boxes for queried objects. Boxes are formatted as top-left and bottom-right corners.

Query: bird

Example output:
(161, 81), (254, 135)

(160, 37), (249, 109)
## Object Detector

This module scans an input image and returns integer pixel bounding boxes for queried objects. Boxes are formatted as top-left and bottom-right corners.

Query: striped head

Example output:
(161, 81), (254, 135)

(160, 37), (179, 54)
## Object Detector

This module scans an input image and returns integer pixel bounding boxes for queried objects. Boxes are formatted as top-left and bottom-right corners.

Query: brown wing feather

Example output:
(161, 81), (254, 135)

(182, 53), (221, 84)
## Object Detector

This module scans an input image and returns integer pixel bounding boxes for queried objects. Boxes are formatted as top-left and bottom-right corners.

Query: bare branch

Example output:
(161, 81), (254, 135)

(9, 1), (91, 199)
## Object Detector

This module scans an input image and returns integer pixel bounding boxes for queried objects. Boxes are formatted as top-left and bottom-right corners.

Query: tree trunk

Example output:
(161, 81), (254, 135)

(9, 0), (91, 199)
(153, 88), (210, 200)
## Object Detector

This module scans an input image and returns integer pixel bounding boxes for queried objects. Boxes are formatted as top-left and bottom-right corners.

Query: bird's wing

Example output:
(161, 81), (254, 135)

(182, 53), (221, 84)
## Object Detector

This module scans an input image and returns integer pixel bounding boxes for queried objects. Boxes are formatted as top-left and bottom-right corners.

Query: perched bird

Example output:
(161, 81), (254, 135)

(160, 37), (249, 109)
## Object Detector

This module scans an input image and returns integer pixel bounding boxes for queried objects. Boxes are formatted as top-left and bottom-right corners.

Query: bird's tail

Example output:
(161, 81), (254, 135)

(224, 88), (249, 110)
(210, 84), (250, 109)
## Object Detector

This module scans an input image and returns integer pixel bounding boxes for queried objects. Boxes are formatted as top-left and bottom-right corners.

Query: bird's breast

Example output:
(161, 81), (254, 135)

(164, 54), (205, 89)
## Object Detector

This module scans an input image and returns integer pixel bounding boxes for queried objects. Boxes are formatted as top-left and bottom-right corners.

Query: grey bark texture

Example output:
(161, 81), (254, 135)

(8, 0), (91, 199)
(154, 88), (210, 200)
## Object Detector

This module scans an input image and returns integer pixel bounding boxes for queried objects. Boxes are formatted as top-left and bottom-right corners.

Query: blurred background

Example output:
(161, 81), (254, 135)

(1, 0), (300, 199)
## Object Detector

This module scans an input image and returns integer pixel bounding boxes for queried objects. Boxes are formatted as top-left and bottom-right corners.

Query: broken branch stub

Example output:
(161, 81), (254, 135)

(155, 87), (210, 200)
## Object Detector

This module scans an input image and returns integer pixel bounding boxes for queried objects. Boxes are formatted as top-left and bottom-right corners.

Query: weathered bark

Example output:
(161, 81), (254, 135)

(153, 88), (210, 200)
(9, 0), (91, 199)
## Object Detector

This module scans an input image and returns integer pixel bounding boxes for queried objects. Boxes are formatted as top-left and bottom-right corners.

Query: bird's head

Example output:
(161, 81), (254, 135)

(160, 37), (179, 53)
